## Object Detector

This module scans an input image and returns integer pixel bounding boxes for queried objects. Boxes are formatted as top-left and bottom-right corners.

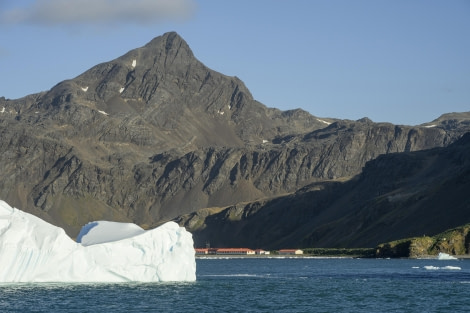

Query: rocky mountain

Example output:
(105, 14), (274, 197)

(1, 32), (469, 244)
(176, 132), (470, 249)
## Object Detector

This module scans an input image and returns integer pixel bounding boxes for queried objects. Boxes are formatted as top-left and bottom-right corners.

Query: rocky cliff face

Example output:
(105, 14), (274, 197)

(176, 132), (470, 249)
(1, 32), (469, 241)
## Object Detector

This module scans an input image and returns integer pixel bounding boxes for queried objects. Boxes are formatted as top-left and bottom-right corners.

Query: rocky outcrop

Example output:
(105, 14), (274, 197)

(375, 224), (470, 258)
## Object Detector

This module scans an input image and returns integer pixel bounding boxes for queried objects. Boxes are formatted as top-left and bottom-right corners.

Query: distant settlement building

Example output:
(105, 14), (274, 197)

(215, 248), (255, 255)
(255, 249), (270, 255)
(195, 248), (302, 255)
(195, 248), (257, 255)
(195, 248), (211, 255)
(278, 249), (304, 255)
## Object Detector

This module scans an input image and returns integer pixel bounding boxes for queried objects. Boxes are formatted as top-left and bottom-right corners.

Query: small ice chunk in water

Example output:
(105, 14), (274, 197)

(424, 266), (440, 270)
(443, 266), (461, 270)
(437, 252), (458, 260)
(424, 265), (461, 271)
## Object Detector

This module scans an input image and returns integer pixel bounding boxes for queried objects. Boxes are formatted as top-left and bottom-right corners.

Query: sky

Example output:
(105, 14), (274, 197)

(0, 0), (468, 125)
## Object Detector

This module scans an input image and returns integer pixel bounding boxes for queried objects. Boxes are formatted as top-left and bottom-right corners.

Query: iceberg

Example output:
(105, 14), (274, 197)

(0, 200), (196, 283)
(437, 252), (458, 260)
(76, 220), (146, 246)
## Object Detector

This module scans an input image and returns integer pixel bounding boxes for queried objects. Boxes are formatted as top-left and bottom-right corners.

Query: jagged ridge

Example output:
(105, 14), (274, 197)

(176, 132), (470, 249)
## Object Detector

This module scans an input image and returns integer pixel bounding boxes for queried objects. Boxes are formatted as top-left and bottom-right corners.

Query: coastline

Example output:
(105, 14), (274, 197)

(196, 254), (361, 259)
(196, 254), (470, 259)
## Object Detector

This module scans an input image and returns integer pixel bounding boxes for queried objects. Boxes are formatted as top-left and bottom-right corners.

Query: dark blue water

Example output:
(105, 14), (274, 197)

(1, 257), (469, 312)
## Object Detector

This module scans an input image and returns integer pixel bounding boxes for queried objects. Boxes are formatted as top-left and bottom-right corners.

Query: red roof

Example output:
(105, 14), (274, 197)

(216, 248), (254, 252)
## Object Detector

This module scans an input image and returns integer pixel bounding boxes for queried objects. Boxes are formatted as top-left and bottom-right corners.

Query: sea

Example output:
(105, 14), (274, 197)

(1, 257), (469, 313)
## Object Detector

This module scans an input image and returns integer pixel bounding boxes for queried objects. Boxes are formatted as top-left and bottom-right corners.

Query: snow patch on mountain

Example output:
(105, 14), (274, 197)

(317, 118), (331, 125)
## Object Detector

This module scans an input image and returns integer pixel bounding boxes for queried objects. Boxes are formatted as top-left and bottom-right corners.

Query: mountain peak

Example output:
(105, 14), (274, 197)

(38, 32), (197, 109)
(32, 31), (322, 150)
(146, 31), (183, 46)
(143, 31), (193, 58)
(146, 31), (181, 44)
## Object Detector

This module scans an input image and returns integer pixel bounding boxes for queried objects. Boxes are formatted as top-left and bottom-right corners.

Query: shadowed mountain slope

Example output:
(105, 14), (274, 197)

(176, 132), (470, 249)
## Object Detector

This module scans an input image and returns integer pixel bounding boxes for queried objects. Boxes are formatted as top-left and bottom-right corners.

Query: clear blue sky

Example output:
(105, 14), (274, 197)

(0, 0), (468, 125)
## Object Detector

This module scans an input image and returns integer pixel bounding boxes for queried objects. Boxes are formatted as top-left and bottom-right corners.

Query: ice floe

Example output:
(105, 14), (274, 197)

(424, 265), (461, 270)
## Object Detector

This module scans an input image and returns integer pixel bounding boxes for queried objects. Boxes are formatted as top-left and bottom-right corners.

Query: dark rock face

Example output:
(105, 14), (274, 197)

(1, 32), (469, 242)
(177, 133), (470, 249)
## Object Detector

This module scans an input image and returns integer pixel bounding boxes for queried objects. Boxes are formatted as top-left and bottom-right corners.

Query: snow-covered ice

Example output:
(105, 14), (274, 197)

(0, 107), (5, 113)
(81, 86), (89, 92)
(132, 59), (137, 68)
(119, 87), (125, 93)
(98, 110), (109, 116)
(0, 200), (196, 283)
(77, 221), (145, 246)
(437, 252), (458, 260)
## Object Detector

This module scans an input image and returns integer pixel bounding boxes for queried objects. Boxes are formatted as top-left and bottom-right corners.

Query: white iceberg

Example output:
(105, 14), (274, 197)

(437, 252), (458, 260)
(0, 200), (196, 283)
(77, 220), (146, 246)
